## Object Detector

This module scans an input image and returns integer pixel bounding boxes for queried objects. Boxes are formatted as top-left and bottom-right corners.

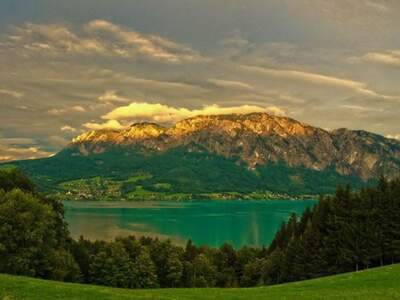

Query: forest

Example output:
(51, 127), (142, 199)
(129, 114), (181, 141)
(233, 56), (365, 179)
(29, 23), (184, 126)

(0, 169), (399, 288)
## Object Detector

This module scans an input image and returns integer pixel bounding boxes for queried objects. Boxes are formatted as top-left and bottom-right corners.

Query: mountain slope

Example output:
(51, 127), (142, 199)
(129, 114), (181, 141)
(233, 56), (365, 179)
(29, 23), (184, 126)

(71, 113), (400, 180)
(1, 263), (399, 300)
(2, 113), (400, 200)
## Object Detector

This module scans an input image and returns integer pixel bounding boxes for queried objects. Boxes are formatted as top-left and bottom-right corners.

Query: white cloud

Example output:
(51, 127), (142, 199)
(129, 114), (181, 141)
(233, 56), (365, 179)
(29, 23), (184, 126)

(90, 69), (208, 96)
(239, 64), (395, 99)
(361, 51), (400, 67)
(83, 120), (126, 131)
(7, 20), (203, 63)
(386, 134), (400, 140)
(60, 125), (77, 132)
(85, 19), (203, 63)
(0, 137), (51, 161)
(0, 88), (23, 98)
(208, 79), (254, 91)
(101, 102), (285, 124)
(364, 1), (388, 12)
(292, 0), (392, 23)
(48, 105), (86, 115)
(199, 104), (286, 117)
(0, 144), (53, 162)
(98, 90), (131, 103)
(10, 23), (107, 55)
(340, 104), (383, 112)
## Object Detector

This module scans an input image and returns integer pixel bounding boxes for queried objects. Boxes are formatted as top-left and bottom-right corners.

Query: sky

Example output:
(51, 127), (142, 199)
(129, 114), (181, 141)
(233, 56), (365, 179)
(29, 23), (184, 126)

(0, 0), (400, 161)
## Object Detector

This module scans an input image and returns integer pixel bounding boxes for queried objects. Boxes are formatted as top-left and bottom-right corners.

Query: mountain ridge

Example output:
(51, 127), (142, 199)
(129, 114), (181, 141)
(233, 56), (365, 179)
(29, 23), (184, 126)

(2, 112), (399, 200)
(70, 113), (400, 181)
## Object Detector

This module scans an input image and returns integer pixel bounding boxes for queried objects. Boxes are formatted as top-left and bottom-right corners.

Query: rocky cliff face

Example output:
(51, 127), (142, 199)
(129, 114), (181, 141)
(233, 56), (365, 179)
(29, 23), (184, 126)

(70, 113), (400, 180)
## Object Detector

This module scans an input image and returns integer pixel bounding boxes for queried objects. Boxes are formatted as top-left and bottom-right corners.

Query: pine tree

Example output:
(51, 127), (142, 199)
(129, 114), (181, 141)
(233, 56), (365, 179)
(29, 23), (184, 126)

(192, 254), (216, 287)
(240, 258), (266, 287)
(263, 248), (285, 284)
(214, 243), (238, 287)
(135, 247), (158, 288)
(164, 251), (184, 287)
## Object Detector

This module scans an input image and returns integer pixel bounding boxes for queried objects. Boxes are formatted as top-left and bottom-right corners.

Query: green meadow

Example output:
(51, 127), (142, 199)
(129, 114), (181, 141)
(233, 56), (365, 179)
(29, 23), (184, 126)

(1, 264), (399, 300)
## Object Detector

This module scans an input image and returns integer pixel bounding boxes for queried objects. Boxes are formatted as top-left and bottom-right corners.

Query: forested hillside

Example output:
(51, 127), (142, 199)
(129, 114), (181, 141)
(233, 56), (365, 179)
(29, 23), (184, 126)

(264, 176), (400, 284)
(0, 169), (399, 289)
(6, 148), (371, 200)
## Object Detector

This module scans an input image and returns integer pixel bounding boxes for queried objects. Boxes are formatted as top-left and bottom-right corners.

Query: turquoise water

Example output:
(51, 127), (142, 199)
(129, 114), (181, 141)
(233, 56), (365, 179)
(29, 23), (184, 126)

(64, 200), (316, 248)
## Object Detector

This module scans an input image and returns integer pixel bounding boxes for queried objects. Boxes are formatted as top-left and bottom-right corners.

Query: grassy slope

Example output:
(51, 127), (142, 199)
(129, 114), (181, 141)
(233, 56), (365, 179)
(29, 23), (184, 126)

(1, 264), (399, 300)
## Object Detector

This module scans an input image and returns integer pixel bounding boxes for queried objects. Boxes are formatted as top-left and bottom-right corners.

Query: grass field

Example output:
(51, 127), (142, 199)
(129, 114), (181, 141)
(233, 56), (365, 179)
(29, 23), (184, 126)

(1, 264), (399, 300)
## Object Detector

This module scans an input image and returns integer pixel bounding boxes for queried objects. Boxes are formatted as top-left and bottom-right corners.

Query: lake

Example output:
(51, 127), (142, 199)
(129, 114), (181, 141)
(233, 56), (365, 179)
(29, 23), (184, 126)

(64, 200), (316, 248)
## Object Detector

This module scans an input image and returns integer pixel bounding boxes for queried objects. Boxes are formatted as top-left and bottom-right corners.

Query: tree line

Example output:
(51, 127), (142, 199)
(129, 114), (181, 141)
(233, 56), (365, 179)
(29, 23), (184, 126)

(0, 169), (399, 288)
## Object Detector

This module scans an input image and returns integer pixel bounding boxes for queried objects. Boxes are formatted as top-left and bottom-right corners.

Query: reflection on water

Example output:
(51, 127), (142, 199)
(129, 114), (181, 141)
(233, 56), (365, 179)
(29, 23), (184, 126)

(64, 200), (316, 248)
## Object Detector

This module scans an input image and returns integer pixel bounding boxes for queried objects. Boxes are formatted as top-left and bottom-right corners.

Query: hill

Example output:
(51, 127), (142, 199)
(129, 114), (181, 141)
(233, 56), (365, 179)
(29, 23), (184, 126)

(2, 113), (400, 200)
(1, 264), (399, 300)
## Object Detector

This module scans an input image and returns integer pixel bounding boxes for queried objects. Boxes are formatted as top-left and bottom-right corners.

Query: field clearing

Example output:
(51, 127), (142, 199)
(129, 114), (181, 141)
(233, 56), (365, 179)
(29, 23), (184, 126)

(1, 264), (399, 300)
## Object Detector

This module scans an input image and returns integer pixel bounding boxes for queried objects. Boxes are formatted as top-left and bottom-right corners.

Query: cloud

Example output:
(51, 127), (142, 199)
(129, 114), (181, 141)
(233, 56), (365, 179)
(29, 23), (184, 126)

(85, 19), (202, 63)
(219, 34), (305, 67)
(208, 79), (254, 91)
(98, 90), (131, 103)
(0, 146), (52, 162)
(83, 120), (126, 131)
(0, 88), (23, 98)
(0, 138), (36, 145)
(364, 0), (388, 12)
(340, 104), (383, 112)
(284, 0), (400, 49)
(47, 135), (70, 147)
(239, 64), (395, 99)
(292, 0), (392, 23)
(60, 125), (77, 132)
(197, 104), (286, 117)
(386, 134), (400, 140)
(0, 138), (53, 162)
(48, 105), (86, 115)
(1, 11), (400, 163)
(0, 156), (12, 161)
(6, 20), (203, 63)
(90, 69), (209, 96)
(100, 102), (285, 125)
(360, 51), (400, 67)
(9, 23), (107, 55)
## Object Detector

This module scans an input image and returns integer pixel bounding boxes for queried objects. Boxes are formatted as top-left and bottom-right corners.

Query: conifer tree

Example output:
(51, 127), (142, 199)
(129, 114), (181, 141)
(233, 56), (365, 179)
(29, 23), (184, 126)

(192, 254), (216, 287)
(164, 251), (184, 287)
(135, 247), (159, 288)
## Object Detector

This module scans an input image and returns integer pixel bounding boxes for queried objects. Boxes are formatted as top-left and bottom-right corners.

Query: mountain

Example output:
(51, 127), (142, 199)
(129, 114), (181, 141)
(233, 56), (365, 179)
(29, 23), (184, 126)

(3, 113), (400, 200)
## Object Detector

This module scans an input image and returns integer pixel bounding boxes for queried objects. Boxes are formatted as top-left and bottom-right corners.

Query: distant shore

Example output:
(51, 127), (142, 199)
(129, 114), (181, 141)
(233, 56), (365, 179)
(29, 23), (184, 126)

(51, 190), (319, 202)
